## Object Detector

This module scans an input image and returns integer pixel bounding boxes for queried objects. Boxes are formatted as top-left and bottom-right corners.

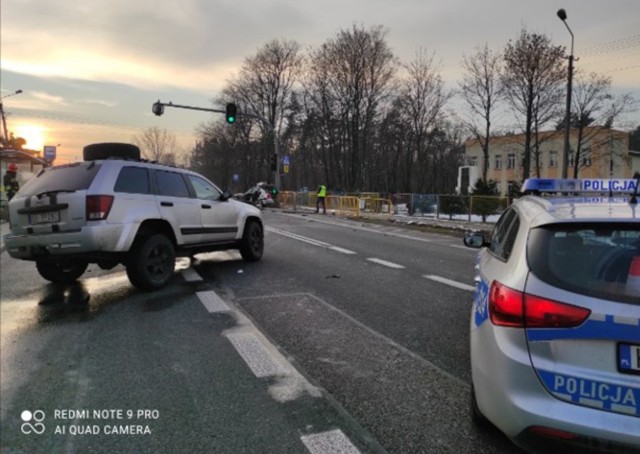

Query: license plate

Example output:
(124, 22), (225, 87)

(29, 211), (60, 225)
(618, 343), (640, 375)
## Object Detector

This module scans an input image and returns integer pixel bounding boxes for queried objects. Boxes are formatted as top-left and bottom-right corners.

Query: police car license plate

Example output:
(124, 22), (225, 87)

(29, 211), (60, 225)
(618, 343), (640, 375)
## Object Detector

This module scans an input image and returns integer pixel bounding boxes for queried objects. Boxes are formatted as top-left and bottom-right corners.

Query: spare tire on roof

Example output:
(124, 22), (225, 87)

(83, 143), (141, 161)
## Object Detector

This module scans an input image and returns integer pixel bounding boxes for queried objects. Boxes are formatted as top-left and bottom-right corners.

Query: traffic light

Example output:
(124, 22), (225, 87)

(225, 103), (237, 123)
(152, 101), (164, 116)
(270, 154), (277, 171)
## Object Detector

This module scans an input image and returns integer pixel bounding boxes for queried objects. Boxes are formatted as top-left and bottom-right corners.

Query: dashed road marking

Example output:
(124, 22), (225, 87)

(366, 258), (405, 269)
(423, 275), (475, 292)
(301, 429), (361, 454)
(226, 332), (287, 378)
(267, 227), (356, 255)
(196, 291), (231, 313)
(181, 268), (203, 282)
(329, 246), (357, 255)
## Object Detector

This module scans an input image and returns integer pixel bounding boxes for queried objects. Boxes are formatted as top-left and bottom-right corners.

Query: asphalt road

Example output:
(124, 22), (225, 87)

(0, 211), (523, 454)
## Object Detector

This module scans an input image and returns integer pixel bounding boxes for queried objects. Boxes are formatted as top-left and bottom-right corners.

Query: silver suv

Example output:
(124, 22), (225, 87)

(4, 143), (264, 291)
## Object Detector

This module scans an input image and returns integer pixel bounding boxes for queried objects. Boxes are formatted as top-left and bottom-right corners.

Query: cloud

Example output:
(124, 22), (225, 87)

(31, 91), (69, 106)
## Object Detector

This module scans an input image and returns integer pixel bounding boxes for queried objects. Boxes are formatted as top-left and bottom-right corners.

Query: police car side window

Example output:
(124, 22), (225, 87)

(489, 208), (519, 261)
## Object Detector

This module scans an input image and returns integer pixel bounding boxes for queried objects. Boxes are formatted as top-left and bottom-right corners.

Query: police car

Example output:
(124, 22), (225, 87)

(463, 177), (640, 453)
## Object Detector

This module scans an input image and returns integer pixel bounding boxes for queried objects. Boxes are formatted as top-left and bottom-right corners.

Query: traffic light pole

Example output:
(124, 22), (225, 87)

(152, 100), (281, 190)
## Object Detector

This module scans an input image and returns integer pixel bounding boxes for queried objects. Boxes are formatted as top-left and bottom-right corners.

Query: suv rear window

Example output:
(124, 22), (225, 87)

(528, 223), (640, 304)
(17, 162), (102, 197)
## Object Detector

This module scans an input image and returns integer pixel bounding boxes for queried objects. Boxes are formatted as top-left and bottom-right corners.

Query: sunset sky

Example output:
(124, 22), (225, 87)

(1, 0), (639, 163)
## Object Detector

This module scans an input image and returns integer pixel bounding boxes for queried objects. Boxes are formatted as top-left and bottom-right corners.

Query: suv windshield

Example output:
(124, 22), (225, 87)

(17, 162), (102, 197)
(528, 223), (640, 305)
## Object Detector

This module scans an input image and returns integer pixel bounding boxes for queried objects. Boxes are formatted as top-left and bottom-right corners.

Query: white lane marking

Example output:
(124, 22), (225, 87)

(329, 246), (357, 255)
(424, 275), (475, 292)
(226, 332), (287, 378)
(196, 291), (231, 313)
(366, 258), (405, 269)
(301, 429), (361, 454)
(267, 227), (356, 255)
(181, 268), (203, 282)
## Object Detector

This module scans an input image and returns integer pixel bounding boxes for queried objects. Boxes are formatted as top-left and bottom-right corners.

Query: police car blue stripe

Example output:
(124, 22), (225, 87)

(527, 318), (640, 343)
(538, 369), (639, 417)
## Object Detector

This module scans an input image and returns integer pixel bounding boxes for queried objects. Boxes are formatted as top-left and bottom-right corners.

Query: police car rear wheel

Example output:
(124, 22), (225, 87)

(470, 385), (491, 428)
(36, 259), (88, 284)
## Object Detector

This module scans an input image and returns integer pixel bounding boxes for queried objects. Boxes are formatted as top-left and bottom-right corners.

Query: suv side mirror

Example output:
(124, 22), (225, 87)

(219, 191), (232, 201)
(464, 233), (488, 249)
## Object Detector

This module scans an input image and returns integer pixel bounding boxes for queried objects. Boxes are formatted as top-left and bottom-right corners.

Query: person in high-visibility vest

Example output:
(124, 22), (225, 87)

(3, 163), (20, 201)
(316, 184), (327, 214)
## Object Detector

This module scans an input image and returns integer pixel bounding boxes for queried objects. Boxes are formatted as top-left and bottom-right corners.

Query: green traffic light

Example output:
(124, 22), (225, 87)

(226, 103), (237, 124)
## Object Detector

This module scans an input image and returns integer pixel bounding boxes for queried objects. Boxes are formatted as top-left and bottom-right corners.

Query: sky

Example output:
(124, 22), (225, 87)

(1, 0), (639, 163)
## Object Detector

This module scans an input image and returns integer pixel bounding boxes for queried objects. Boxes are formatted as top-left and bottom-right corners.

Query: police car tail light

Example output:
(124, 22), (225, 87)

(524, 294), (591, 328)
(488, 281), (525, 327)
(86, 195), (114, 220)
(488, 281), (590, 328)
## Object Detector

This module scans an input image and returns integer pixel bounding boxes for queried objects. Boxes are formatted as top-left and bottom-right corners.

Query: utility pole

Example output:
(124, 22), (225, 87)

(0, 89), (23, 146)
(557, 9), (575, 179)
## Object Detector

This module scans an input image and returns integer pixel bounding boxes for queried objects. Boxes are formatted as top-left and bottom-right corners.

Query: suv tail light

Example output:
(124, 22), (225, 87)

(86, 195), (114, 220)
(489, 281), (591, 328)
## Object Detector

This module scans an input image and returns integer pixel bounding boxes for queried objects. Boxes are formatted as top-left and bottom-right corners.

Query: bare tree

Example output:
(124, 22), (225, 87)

(458, 43), (503, 182)
(569, 72), (636, 177)
(400, 49), (451, 192)
(501, 29), (565, 180)
(305, 24), (397, 190)
(132, 127), (178, 165)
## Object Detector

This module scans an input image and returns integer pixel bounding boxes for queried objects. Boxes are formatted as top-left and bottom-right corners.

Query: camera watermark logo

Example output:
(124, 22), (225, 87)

(21, 410), (46, 435)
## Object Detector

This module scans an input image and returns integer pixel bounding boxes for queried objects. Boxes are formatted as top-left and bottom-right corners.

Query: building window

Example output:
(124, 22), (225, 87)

(549, 151), (557, 168)
(581, 156), (592, 166)
(507, 154), (516, 169)
(495, 155), (502, 170)
(469, 156), (478, 166)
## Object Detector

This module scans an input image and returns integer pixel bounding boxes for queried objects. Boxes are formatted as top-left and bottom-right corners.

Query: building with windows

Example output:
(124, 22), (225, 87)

(462, 128), (635, 195)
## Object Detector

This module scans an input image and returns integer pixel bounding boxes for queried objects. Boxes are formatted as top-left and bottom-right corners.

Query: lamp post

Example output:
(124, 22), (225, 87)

(1, 89), (24, 147)
(557, 9), (574, 179)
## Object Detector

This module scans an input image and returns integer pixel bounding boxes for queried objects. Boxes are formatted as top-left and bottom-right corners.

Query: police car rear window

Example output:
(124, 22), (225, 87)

(528, 223), (640, 305)
(17, 162), (102, 197)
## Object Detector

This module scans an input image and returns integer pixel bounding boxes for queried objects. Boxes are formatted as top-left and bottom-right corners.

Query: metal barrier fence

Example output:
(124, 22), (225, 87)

(276, 191), (510, 223)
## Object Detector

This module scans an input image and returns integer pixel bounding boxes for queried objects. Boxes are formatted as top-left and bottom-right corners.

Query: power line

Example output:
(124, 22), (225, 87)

(580, 35), (640, 57)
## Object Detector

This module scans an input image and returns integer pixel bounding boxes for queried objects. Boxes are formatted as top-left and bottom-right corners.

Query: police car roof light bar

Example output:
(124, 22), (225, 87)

(521, 178), (639, 196)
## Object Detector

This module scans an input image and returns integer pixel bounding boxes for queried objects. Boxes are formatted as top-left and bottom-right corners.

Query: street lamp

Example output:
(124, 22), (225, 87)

(557, 9), (574, 179)
(1, 89), (24, 147)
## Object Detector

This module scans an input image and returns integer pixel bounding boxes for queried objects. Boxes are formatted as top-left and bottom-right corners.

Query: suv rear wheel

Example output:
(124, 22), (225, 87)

(36, 259), (88, 284)
(126, 234), (176, 291)
(239, 220), (263, 262)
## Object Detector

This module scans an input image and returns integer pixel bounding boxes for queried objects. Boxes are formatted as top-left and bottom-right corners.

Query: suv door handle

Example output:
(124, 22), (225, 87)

(160, 201), (174, 207)
(201, 204), (211, 209)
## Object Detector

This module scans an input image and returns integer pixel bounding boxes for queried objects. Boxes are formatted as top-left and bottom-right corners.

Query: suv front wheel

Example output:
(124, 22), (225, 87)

(126, 234), (176, 291)
(36, 259), (88, 284)
(239, 220), (264, 262)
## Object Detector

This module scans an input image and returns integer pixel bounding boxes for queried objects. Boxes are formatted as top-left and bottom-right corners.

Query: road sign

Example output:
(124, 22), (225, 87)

(43, 145), (56, 161)
(283, 155), (290, 166)
(283, 165), (289, 174)
(232, 174), (240, 182)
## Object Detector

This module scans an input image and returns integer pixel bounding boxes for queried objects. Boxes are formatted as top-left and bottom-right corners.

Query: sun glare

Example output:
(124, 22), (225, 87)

(13, 124), (47, 151)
